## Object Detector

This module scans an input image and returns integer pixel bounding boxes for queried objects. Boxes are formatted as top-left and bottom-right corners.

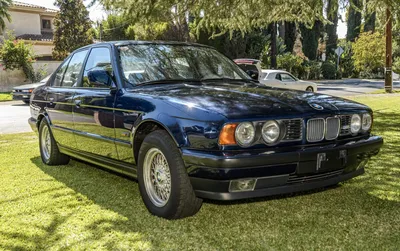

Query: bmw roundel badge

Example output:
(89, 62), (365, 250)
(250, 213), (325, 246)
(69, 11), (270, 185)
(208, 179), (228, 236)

(309, 103), (324, 110)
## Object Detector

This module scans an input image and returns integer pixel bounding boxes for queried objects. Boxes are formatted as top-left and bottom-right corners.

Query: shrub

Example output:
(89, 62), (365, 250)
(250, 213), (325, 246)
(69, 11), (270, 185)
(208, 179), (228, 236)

(0, 33), (42, 82)
(277, 53), (304, 77)
(321, 61), (337, 79)
(352, 32), (385, 77)
(304, 60), (321, 80)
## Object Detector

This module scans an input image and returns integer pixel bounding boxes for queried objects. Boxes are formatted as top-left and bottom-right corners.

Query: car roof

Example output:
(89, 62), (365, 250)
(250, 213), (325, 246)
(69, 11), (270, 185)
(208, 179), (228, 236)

(261, 69), (289, 74)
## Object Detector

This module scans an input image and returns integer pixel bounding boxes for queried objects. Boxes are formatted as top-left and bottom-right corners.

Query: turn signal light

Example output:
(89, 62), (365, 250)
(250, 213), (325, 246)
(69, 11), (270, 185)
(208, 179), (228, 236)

(219, 123), (238, 145)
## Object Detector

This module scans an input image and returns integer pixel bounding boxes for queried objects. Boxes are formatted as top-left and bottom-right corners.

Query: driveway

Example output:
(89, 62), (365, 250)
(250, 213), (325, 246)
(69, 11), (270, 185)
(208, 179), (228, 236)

(0, 101), (32, 135)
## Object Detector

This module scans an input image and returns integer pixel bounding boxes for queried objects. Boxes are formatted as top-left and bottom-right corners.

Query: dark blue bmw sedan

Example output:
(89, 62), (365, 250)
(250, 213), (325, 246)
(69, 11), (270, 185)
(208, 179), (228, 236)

(29, 41), (383, 219)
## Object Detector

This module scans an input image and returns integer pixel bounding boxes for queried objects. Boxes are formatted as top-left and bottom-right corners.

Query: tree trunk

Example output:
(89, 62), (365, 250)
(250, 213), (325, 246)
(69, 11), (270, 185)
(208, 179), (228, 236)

(270, 22), (277, 69)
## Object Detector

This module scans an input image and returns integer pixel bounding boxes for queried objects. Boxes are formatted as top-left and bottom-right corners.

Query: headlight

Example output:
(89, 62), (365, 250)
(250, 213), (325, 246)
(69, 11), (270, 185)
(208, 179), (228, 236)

(262, 120), (281, 144)
(351, 114), (361, 134)
(362, 113), (372, 131)
(235, 122), (255, 147)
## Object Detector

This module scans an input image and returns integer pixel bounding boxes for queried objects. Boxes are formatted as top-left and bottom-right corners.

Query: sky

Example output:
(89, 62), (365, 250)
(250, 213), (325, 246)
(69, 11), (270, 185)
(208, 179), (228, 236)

(19, 0), (348, 38)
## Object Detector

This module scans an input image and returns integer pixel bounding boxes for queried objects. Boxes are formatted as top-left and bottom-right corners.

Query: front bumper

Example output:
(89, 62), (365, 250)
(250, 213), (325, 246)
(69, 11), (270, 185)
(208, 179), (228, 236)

(12, 92), (31, 101)
(183, 135), (383, 200)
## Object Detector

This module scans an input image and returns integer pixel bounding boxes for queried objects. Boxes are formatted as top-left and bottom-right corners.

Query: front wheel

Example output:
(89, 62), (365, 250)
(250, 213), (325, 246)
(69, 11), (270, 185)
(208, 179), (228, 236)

(138, 130), (202, 219)
(306, 86), (314, 92)
(39, 119), (70, 165)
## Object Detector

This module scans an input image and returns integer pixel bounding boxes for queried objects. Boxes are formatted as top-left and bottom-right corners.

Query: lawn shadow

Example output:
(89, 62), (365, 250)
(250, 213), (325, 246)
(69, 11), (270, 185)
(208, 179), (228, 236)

(29, 151), (400, 250)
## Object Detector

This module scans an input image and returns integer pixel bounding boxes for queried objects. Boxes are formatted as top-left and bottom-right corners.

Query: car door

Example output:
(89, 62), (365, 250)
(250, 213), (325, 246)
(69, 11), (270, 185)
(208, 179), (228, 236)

(277, 73), (299, 90)
(46, 50), (88, 148)
(72, 46), (119, 160)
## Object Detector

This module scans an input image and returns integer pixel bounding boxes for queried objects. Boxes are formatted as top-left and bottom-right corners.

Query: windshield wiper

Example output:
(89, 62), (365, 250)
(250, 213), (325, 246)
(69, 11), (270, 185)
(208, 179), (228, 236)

(136, 79), (201, 86)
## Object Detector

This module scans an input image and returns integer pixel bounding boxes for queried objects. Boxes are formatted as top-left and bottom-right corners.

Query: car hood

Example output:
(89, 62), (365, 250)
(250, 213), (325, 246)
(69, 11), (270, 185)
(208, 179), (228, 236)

(13, 82), (45, 90)
(131, 81), (370, 120)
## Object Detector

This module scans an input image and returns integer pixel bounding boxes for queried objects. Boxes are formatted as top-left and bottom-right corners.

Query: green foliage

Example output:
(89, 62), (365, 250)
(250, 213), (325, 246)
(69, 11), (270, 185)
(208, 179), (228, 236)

(321, 61), (337, 79)
(96, 0), (325, 39)
(304, 60), (322, 80)
(53, 0), (93, 60)
(100, 14), (134, 41)
(0, 0), (11, 29)
(338, 39), (358, 78)
(326, 0), (338, 59)
(299, 21), (322, 60)
(277, 53), (304, 77)
(0, 33), (42, 82)
(346, 0), (362, 42)
(260, 35), (286, 68)
(393, 58), (400, 73)
(352, 32), (385, 77)
(127, 22), (170, 40)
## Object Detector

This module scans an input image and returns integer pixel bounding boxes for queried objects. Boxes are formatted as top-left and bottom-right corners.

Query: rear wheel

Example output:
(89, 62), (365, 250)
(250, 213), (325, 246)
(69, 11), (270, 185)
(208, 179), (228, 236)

(39, 119), (70, 165)
(306, 86), (314, 92)
(138, 130), (202, 219)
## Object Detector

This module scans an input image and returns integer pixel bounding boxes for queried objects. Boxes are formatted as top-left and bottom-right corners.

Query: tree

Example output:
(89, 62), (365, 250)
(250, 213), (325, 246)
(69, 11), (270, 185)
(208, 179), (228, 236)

(0, 0), (11, 30)
(326, 0), (338, 59)
(100, 14), (133, 41)
(300, 21), (322, 60)
(94, 0), (326, 40)
(346, 0), (362, 42)
(284, 22), (297, 53)
(52, 0), (93, 60)
(352, 32), (385, 74)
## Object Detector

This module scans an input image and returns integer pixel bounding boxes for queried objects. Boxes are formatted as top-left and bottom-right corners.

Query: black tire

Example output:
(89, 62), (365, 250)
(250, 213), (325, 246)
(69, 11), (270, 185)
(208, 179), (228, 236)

(23, 100), (30, 104)
(306, 86), (314, 92)
(138, 130), (202, 219)
(39, 119), (70, 165)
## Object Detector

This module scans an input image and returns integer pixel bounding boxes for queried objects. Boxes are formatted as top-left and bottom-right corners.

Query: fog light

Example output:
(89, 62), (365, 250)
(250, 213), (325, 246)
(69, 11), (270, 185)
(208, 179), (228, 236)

(229, 179), (257, 192)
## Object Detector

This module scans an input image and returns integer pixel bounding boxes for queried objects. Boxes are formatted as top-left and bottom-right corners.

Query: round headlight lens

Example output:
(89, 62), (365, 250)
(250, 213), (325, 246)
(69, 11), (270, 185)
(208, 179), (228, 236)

(262, 120), (281, 144)
(362, 113), (372, 131)
(351, 114), (362, 134)
(235, 122), (255, 147)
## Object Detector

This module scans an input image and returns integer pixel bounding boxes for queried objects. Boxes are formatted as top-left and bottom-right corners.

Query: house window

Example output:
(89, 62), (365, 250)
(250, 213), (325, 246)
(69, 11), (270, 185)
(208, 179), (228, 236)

(42, 19), (51, 30)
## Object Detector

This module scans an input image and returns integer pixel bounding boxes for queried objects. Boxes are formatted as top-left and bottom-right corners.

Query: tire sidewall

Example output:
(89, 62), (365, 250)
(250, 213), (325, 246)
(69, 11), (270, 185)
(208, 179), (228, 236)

(39, 119), (52, 165)
(138, 132), (183, 218)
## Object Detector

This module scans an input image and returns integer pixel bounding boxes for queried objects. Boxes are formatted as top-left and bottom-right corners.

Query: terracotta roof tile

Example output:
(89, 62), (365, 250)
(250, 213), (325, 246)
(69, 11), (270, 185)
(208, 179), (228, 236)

(16, 32), (54, 42)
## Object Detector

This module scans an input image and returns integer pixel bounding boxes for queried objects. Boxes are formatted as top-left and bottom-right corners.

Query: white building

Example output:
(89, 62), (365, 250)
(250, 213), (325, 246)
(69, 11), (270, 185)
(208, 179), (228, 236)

(3, 1), (58, 60)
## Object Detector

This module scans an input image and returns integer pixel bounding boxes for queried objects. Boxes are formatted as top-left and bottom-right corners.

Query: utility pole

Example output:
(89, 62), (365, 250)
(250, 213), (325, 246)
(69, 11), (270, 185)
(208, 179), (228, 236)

(99, 23), (103, 42)
(385, 7), (393, 93)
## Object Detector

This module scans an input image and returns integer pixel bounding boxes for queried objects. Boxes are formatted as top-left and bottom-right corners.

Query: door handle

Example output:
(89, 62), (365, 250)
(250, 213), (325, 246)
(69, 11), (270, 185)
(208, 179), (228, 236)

(74, 100), (81, 108)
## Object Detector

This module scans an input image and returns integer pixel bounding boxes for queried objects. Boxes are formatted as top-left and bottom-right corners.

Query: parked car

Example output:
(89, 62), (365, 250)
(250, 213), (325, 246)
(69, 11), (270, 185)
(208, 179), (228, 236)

(12, 75), (50, 104)
(234, 59), (318, 92)
(29, 41), (383, 219)
(260, 69), (318, 92)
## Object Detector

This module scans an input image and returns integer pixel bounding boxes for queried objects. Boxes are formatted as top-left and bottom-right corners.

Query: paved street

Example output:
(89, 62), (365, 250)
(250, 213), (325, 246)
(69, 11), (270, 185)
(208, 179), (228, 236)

(0, 101), (32, 135)
(317, 79), (400, 96)
(0, 79), (399, 135)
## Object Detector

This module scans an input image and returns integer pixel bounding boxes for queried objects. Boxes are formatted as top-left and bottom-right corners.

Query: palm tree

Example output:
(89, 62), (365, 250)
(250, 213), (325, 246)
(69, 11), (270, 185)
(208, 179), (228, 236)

(0, 0), (11, 30)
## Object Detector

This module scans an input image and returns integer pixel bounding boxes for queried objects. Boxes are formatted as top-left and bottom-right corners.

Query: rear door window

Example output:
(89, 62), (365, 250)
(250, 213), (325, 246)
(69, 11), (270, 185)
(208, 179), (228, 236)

(61, 50), (88, 87)
(53, 58), (71, 87)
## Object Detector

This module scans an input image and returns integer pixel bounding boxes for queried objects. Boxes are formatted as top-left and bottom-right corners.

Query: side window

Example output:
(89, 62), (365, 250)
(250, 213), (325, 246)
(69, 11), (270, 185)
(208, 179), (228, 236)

(61, 50), (88, 87)
(82, 47), (115, 88)
(281, 73), (296, 82)
(53, 58), (71, 87)
(275, 74), (281, 81)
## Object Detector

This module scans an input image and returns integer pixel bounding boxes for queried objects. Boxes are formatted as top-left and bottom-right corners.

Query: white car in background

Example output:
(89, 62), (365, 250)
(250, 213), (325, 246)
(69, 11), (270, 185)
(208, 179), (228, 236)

(260, 69), (318, 92)
(234, 59), (318, 92)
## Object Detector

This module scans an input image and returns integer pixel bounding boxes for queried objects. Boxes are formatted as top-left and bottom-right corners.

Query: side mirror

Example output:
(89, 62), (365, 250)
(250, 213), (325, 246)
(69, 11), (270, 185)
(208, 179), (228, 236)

(87, 69), (115, 88)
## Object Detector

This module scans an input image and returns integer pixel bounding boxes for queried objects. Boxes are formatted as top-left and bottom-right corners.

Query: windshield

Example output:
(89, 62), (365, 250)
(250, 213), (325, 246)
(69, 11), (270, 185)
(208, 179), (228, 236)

(117, 44), (251, 87)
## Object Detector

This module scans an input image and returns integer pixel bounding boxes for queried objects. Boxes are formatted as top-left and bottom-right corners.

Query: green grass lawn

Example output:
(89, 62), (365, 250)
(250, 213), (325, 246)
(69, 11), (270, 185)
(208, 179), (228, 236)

(0, 92), (12, 102)
(369, 89), (400, 94)
(0, 96), (399, 250)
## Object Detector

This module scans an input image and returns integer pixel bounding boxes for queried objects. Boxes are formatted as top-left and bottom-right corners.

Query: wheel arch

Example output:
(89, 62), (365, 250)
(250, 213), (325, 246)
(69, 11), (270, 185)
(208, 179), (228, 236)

(132, 118), (184, 165)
